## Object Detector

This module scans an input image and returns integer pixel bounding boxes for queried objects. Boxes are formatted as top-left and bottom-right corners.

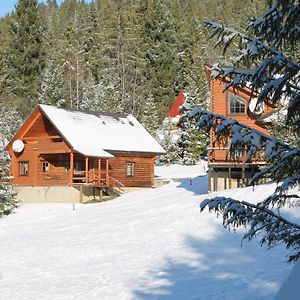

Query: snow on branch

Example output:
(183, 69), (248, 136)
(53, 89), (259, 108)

(204, 21), (300, 128)
(183, 104), (300, 205)
(247, 0), (300, 49)
(200, 196), (300, 263)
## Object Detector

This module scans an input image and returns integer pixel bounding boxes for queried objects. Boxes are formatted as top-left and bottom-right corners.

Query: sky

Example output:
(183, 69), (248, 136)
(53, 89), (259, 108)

(0, 0), (92, 18)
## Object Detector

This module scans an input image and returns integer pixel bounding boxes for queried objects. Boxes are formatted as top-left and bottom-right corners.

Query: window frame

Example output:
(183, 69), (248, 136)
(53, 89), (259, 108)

(228, 93), (246, 115)
(126, 162), (135, 177)
(19, 161), (29, 176)
(42, 162), (50, 173)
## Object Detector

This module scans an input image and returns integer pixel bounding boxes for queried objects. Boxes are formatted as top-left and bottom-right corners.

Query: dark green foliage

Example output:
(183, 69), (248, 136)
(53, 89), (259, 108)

(0, 0), (264, 135)
(3, 0), (45, 116)
(144, 1), (181, 119)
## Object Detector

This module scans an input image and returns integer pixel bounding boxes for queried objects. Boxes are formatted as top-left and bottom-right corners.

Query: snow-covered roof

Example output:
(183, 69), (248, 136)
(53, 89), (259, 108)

(39, 105), (165, 157)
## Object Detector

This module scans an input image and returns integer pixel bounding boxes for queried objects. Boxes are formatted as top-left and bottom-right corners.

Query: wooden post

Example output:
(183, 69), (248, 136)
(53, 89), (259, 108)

(33, 152), (38, 186)
(79, 185), (83, 203)
(213, 169), (217, 192)
(85, 157), (89, 184)
(70, 152), (74, 185)
(208, 167), (211, 192)
(98, 158), (101, 185)
(229, 166), (232, 189)
(99, 189), (103, 202)
(106, 158), (109, 186)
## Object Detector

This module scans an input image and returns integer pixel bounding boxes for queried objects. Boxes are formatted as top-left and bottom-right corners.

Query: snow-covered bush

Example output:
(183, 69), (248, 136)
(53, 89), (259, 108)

(184, 0), (300, 263)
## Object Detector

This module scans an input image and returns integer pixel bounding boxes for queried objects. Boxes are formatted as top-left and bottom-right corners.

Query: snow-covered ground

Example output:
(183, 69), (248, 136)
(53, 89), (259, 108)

(0, 163), (298, 300)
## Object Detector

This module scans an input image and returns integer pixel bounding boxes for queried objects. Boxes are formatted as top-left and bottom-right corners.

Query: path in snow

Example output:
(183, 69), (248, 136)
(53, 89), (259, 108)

(0, 163), (295, 300)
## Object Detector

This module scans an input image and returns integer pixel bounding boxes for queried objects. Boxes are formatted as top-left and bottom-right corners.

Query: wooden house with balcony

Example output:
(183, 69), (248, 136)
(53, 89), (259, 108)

(205, 65), (275, 192)
(5, 105), (165, 203)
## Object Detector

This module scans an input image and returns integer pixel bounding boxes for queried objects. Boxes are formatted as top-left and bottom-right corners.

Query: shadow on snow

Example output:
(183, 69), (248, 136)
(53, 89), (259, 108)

(133, 232), (291, 300)
(175, 175), (208, 195)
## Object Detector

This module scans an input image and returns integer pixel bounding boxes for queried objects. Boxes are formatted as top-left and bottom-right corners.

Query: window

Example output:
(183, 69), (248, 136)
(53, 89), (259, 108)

(19, 161), (29, 176)
(42, 162), (49, 172)
(126, 162), (135, 177)
(74, 160), (84, 171)
(229, 93), (245, 114)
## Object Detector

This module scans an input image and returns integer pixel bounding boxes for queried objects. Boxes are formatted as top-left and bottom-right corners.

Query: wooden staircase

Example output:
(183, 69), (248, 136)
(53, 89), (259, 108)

(105, 176), (125, 196)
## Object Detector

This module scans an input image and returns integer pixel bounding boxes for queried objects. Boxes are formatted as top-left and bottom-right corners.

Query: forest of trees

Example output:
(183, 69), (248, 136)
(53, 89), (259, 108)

(0, 0), (265, 138)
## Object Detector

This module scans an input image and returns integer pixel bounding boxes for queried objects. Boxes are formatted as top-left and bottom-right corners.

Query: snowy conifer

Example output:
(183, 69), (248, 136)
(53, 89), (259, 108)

(156, 118), (181, 164)
(0, 105), (22, 140)
(140, 93), (160, 137)
(0, 135), (18, 217)
(38, 55), (65, 107)
(81, 76), (121, 113)
(179, 84), (209, 165)
(184, 0), (300, 262)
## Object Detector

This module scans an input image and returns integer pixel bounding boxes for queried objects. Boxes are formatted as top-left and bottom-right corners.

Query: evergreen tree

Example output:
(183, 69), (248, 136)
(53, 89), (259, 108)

(140, 92), (160, 137)
(38, 55), (65, 107)
(179, 78), (210, 165)
(144, 0), (181, 119)
(3, 0), (45, 116)
(81, 75), (121, 113)
(156, 118), (181, 164)
(0, 104), (22, 139)
(185, 0), (300, 262)
(97, 0), (147, 118)
(0, 135), (18, 217)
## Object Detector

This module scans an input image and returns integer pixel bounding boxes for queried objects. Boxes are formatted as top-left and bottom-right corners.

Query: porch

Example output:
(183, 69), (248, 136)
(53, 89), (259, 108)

(36, 153), (123, 192)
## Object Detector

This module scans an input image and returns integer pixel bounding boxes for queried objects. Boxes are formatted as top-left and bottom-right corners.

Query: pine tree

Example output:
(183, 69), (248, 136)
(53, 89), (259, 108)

(3, 0), (45, 116)
(96, 0), (147, 118)
(185, 0), (300, 262)
(144, 0), (181, 119)
(37, 0), (65, 107)
(0, 104), (22, 139)
(156, 118), (181, 164)
(140, 92), (160, 137)
(0, 134), (18, 217)
(81, 75), (121, 113)
(38, 55), (65, 107)
(179, 79), (209, 165)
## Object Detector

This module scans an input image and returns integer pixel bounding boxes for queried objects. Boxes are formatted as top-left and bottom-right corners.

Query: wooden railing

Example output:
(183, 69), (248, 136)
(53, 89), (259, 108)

(37, 171), (70, 183)
(208, 148), (266, 164)
(108, 176), (125, 194)
(37, 170), (124, 194)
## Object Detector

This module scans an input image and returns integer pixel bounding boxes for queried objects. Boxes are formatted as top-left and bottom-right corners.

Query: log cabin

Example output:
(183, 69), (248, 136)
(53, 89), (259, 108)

(5, 105), (165, 203)
(205, 65), (275, 192)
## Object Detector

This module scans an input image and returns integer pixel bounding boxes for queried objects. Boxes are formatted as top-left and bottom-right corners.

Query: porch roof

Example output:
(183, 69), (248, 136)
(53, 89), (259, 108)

(39, 105), (165, 157)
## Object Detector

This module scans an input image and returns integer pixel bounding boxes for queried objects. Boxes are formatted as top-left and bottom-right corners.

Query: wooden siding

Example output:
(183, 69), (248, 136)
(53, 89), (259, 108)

(24, 113), (59, 138)
(6, 106), (157, 188)
(211, 78), (271, 134)
(9, 137), (71, 186)
(209, 77), (272, 164)
(108, 152), (155, 187)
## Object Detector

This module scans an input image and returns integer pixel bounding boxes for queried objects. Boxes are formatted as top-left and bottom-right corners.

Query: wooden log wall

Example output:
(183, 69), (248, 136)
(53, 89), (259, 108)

(209, 77), (272, 164)
(108, 152), (155, 187)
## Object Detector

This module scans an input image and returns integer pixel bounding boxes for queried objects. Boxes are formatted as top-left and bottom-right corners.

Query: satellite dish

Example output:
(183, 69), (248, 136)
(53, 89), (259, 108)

(248, 97), (265, 115)
(12, 140), (24, 153)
